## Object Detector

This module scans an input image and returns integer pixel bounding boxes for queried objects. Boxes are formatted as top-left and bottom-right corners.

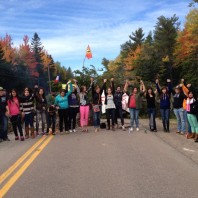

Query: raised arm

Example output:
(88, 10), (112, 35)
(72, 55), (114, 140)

(110, 78), (115, 95)
(123, 80), (129, 92)
(155, 79), (161, 94)
(167, 79), (173, 94)
(101, 79), (107, 96)
(65, 81), (73, 96)
(90, 77), (95, 96)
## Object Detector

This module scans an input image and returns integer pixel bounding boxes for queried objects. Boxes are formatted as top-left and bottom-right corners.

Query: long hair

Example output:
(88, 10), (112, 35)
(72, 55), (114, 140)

(146, 87), (155, 97)
(160, 87), (169, 99)
(37, 87), (46, 98)
(8, 89), (19, 103)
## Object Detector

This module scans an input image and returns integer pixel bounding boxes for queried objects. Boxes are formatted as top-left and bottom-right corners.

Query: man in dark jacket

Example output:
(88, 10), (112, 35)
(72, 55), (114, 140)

(0, 87), (10, 142)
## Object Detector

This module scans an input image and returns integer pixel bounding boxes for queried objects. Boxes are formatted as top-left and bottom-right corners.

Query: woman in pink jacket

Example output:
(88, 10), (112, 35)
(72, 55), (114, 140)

(7, 89), (24, 141)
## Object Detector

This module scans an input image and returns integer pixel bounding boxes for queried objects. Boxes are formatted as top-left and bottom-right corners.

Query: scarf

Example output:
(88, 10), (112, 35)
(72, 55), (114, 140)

(186, 98), (195, 112)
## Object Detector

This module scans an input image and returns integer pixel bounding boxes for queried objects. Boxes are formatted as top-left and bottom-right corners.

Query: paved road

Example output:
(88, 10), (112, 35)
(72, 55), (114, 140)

(1, 119), (198, 198)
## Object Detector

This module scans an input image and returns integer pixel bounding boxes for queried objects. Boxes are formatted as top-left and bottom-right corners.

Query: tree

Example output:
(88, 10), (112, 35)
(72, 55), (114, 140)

(174, 9), (198, 86)
(154, 15), (180, 81)
(31, 33), (45, 86)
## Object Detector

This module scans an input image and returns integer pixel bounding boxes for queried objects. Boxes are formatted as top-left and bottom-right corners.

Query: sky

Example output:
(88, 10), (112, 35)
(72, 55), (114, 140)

(0, 0), (192, 71)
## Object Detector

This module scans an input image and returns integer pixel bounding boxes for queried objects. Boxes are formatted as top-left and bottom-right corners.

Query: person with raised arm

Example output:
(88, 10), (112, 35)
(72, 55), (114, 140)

(126, 80), (145, 132)
(186, 91), (198, 142)
(156, 79), (172, 132)
(54, 80), (73, 134)
(114, 80), (128, 131)
(179, 79), (192, 137)
(68, 79), (80, 133)
(169, 83), (186, 135)
(142, 82), (157, 132)
(91, 77), (106, 132)
(103, 78), (116, 131)
(79, 82), (92, 132)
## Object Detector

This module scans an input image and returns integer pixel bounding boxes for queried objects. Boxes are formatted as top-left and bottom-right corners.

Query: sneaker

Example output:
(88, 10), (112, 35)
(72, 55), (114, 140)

(69, 130), (73, 133)
(136, 128), (139, 131)
(65, 131), (70, 134)
(52, 132), (56, 135)
(73, 129), (76, 133)
(122, 126), (126, 131)
(129, 127), (133, 132)
(60, 131), (63, 135)
(36, 132), (39, 136)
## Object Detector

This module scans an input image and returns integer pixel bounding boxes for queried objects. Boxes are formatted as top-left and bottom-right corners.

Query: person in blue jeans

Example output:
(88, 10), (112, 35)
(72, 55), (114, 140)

(126, 80), (145, 132)
(156, 79), (172, 132)
(170, 85), (186, 135)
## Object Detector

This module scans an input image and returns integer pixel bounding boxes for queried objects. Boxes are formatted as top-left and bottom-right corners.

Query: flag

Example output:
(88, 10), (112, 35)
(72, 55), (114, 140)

(54, 75), (59, 83)
(85, 45), (92, 59)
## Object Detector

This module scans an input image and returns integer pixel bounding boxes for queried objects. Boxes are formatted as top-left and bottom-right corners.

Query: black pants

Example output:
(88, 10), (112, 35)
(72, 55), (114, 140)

(10, 115), (23, 137)
(68, 107), (79, 130)
(115, 106), (124, 126)
(0, 115), (8, 140)
(58, 109), (69, 132)
(47, 114), (56, 133)
(106, 108), (116, 126)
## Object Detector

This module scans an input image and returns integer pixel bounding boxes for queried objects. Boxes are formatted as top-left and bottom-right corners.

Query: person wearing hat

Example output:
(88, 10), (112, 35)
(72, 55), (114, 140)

(0, 87), (10, 142)
(170, 85), (186, 135)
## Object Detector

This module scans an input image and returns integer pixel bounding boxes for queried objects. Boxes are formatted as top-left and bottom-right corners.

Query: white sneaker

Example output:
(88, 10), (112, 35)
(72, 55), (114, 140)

(122, 126), (126, 131)
(73, 129), (76, 133)
(136, 128), (139, 131)
(130, 127), (133, 132)
(69, 130), (73, 133)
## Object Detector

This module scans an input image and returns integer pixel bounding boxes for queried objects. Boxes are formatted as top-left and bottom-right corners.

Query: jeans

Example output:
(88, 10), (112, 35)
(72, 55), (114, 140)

(68, 107), (79, 130)
(147, 108), (157, 130)
(10, 114), (23, 137)
(184, 110), (191, 133)
(173, 108), (186, 133)
(58, 109), (69, 132)
(24, 113), (34, 127)
(36, 110), (47, 132)
(115, 105), (124, 126)
(187, 114), (198, 134)
(106, 108), (116, 126)
(129, 108), (140, 128)
(160, 109), (170, 122)
(93, 110), (101, 128)
(0, 115), (8, 140)
(80, 106), (90, 127)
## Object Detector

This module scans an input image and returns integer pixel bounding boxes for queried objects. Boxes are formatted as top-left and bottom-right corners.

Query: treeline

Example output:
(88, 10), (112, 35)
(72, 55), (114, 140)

(0, 33), (74, 92)
(101, 7), (198, 88)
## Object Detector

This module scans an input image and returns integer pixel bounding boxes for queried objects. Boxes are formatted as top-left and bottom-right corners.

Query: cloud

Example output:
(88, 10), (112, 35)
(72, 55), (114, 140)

(0, 0), (191, 70)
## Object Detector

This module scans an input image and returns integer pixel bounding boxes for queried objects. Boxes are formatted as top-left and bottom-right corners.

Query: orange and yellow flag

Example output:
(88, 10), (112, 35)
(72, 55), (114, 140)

(86, 45), (92, 59)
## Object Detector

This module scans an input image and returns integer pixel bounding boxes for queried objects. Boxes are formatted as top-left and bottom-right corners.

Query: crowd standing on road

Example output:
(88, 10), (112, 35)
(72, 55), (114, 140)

(0, 77), (198, 143)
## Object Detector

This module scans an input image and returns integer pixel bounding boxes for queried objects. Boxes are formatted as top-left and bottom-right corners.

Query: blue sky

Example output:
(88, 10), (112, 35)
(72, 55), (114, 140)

(0, 0), (192, 71)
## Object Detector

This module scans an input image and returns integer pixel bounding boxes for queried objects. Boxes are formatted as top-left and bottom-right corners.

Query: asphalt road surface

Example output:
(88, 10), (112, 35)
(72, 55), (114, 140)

(0, 119), (198, 198)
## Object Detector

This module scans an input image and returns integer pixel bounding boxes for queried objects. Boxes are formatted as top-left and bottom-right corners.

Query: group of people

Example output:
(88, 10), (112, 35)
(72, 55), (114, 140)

(0, 77), (198, 143)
